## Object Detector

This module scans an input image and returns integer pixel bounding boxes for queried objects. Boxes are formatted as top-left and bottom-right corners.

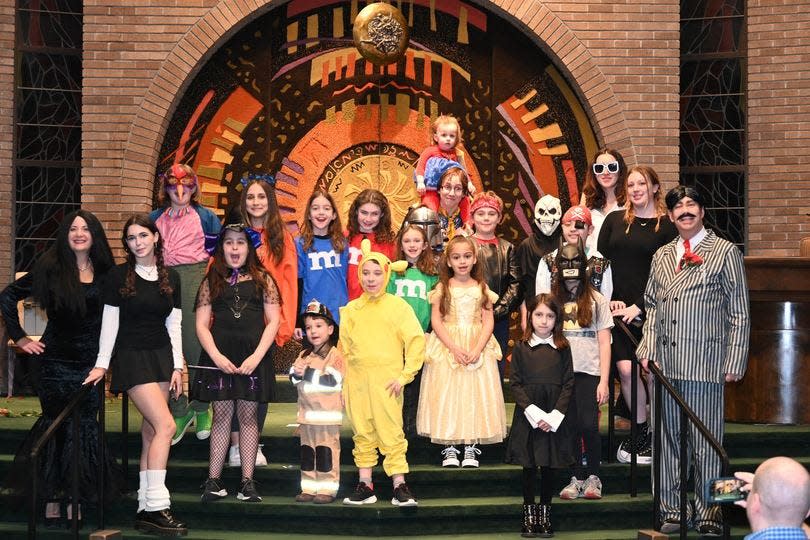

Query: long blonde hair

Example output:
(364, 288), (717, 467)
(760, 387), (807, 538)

(623, 165), (666, 234)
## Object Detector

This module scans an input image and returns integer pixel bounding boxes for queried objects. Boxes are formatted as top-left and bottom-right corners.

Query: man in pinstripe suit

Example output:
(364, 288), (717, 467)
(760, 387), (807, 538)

(636, 185), (750, 537)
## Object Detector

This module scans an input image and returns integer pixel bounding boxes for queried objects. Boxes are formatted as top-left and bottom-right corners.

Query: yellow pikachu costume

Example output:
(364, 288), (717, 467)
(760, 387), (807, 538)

(339, 239), (426, 476)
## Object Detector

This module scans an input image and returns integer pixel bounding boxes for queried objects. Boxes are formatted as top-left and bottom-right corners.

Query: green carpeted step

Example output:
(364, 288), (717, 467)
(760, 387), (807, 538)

(0, 521), (756, 539)
(0, 396), (804, 538)
(0, 489), (750, 537)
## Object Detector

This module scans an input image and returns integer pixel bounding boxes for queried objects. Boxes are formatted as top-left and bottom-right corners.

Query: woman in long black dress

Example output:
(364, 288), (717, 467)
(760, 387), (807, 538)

(84, 214), (187, 536)
(0, 209), (119, 524)
(597, 165), (677, 463)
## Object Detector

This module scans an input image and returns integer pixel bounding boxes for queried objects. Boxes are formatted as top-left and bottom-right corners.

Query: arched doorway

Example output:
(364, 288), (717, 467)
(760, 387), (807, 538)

(156, 0), (597, 244)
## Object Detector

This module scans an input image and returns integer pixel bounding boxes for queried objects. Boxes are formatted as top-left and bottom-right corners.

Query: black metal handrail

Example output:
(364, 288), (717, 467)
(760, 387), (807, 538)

(28, 382), (106, 540)
(613, 318), (731, 540)
(606, 316), (645, 497)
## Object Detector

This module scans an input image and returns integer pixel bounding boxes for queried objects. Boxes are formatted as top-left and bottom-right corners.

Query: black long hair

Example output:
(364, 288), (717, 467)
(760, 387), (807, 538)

(120, 214), (173, 298)
(31, 209), (114, 316)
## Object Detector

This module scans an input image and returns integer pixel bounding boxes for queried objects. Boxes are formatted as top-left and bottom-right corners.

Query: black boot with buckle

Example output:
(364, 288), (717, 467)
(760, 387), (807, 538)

(521, 503), (538, 538)
(535, 504), (554, 538)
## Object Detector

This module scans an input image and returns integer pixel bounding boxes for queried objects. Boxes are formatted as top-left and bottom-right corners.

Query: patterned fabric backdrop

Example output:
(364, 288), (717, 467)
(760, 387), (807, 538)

(157, 0), (597, 247)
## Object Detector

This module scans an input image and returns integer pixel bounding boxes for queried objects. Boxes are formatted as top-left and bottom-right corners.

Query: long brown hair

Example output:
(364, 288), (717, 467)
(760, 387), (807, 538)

(299, 189), (346, 253)
(120, 214), (173, 298)
(205, 225), (277, 302)
(623, 165), (667, 233)
(550, 240), (595, 328)
(582, 148), (627, 210)
(394, 224), (437, 276)
(523, 293), (569, 350)
(240, 178), (286, 264)
(346, 188), (395, 244)
(436, 235), (488, 317)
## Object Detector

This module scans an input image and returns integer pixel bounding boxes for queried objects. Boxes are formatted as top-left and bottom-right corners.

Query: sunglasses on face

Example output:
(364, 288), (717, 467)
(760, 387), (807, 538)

(592, 161), (620, 175)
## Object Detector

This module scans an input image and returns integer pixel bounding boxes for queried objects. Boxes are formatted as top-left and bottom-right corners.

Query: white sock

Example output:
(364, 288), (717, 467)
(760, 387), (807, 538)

(145, 469), (171, 512)
(137, 470), (148, 512)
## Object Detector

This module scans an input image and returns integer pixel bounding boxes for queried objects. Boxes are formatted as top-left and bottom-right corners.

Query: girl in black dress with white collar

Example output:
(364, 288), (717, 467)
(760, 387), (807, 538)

(506, 293), (574, 538)
(84, 214), (187, 537)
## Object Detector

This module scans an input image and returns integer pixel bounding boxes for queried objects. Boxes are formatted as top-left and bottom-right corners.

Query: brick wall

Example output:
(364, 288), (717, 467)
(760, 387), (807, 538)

(5, 0), (804, 292)
(0, 0), (14, 282)
(82, 0), (679, 252)
(747, 0), (810, 256)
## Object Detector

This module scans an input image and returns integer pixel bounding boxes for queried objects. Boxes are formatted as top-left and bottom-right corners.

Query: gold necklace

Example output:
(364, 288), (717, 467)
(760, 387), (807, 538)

(78, 260), (93, 272)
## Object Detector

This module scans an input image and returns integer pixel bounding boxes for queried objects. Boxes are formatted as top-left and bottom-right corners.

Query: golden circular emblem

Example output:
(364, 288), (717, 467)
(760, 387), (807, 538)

(352, 3), (409, 66)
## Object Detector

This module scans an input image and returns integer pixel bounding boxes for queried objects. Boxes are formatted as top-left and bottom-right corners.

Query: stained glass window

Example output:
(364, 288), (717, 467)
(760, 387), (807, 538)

(13, 1), (82, 271)
(680, 0), (746, 251)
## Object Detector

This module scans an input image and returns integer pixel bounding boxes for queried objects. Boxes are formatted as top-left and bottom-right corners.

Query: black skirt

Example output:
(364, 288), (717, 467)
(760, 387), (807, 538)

(110, 345), (173, 394)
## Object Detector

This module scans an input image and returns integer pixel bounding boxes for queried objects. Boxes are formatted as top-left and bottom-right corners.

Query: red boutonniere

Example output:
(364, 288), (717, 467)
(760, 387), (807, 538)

(680, 251), (704, 269)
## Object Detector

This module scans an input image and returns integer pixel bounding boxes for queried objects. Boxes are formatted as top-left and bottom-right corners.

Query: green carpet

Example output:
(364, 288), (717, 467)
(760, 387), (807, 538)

(2, 393), (807, 538)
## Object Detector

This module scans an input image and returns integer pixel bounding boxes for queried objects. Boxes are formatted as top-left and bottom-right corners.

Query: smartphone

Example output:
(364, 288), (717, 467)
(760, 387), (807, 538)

(706, 476), (747, 504)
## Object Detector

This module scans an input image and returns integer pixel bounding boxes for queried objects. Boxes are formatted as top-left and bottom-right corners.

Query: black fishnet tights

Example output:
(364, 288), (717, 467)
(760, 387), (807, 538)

(209, 400), (259, 479)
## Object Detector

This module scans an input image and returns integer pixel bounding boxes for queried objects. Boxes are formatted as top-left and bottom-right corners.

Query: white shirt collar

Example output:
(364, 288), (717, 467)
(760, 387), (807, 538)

(681, 227), (707, 250)
(528, 333), (557, 349)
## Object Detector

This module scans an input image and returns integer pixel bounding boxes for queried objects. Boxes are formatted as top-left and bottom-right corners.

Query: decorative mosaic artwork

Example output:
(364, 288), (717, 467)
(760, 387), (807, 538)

(157, 0), (596, 246)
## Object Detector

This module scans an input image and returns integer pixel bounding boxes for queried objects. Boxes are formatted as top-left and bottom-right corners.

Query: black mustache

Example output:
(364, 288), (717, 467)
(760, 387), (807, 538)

(677, 213), (697, 221)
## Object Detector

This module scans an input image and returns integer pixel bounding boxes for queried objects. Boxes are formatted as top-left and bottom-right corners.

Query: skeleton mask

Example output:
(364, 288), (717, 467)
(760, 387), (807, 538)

(402, 205), (442, 251)
(534, 195), (561, 236)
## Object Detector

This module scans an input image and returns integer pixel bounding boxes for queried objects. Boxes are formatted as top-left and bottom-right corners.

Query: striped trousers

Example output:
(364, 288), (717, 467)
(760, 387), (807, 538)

(656, 379), (724, 527)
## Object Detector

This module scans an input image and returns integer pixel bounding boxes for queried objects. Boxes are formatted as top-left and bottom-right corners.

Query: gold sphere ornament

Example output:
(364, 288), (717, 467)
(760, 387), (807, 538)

(352, 2), (409, 66)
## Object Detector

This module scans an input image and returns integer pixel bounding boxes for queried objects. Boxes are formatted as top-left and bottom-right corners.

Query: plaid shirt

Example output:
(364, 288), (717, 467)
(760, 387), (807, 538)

(744, 527), (807, 540)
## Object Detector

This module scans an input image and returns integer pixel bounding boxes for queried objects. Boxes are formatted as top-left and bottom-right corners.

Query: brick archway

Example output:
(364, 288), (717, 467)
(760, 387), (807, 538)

(118, 0), (634, 211)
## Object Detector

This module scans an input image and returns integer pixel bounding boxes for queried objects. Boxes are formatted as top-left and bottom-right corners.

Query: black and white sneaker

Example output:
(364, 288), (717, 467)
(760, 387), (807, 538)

(200, 477), (228, 502)
(237, 478), (262, 502)
(616, 437), (634, 463)
(617, 435), (653, 465)
(635, 436), (653, 465)
(391, 482), (418, 507)
(461, 444), (481, 468)
(441, 445), (460, 467)
(343, 481), (377, 505)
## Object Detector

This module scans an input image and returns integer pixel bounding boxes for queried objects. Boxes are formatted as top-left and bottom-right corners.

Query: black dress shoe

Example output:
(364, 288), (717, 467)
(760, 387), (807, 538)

(135, 508), (188, 537)
(696, 522), (723, 537)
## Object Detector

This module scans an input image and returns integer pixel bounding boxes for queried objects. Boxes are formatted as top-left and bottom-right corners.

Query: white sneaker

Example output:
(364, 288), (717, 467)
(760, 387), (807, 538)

(255, 444), (268, 467)
(441, 446), (460, 467)
(582, 475), (602, 499)
(559, 476), (583, 499)
(228, 445), (241, 468)
(461, 444), (481, 468)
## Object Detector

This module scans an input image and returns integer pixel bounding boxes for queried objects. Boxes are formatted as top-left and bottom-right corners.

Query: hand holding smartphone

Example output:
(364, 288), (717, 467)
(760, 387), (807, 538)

(706, 476), (748, 504)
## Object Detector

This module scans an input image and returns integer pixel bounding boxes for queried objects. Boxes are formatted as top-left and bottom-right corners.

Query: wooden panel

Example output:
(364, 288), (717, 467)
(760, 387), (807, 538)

(726, 257), (810, 423)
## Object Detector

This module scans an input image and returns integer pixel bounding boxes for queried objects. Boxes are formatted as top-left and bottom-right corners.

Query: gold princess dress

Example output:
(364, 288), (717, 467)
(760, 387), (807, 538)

(416, 283), (507, 445)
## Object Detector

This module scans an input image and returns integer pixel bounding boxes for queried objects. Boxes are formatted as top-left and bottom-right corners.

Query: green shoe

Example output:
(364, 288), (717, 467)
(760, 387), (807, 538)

(171, 410), (195, 446)
(195, 409), (212, 440)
